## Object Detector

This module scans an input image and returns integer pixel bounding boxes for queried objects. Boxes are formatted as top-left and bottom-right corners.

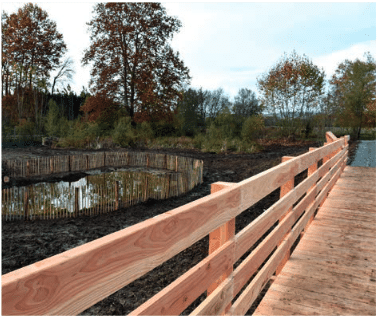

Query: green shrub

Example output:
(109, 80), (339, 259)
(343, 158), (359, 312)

(241, 115), (265, 143)
(202, 123), (224, 153)
(45, 99), (60, 137)
(214, 108), (240, 139)
(193, 133), (205, 149)
(112, 117), (135, 147)
(15, 121), (35, 137)
(135, 121), (154, 145)
(56, 120), (95, 148)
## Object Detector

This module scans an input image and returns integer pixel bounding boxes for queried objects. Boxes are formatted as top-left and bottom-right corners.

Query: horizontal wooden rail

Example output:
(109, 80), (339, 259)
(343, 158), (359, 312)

(2, 132), (349, 315)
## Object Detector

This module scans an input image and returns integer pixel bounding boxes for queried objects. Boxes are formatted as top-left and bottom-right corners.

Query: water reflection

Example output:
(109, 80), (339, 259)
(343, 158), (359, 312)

(2, 167), (180, 220)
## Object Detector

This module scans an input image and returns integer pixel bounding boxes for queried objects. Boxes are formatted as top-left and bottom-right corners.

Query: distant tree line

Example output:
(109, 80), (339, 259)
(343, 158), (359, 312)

(2, 2), (375, 145)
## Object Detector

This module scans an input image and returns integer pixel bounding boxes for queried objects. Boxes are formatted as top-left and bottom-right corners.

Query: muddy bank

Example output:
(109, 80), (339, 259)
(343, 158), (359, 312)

(2, 139), (357, 315)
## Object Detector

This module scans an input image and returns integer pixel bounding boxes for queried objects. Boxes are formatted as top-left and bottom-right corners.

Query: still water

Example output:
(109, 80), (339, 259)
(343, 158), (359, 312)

(2, 167), (180, 220)
(350, 140), (376, 167)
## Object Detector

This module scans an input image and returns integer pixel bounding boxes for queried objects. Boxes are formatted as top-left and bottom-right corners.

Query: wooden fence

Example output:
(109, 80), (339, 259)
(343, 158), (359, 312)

(2, 152), (203, 221)
(2, 132), (349, 315)
(3, 151), (203, 179)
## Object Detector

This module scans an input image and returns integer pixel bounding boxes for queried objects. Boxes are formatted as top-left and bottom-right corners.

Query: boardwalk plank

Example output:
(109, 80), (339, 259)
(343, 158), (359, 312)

(255, 166), (376, 316)
(262, 283), (376, 315)
(328, 188), (376, 201)
(316, 206), (375, 222)
(276, 272), (376, 306)
(254, 297), (327, 315)
(285, 251), (375, 271)
(301, 232), (376, 254)
(308, 216), (376, 233)
(282, 256), (373, 284)
(292, 242), (376, 264)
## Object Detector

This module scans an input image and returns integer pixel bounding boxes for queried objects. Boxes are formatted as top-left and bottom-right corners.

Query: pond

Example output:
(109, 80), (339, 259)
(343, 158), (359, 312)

(2, 167), (183, 221)
(350, 140), (376, 167)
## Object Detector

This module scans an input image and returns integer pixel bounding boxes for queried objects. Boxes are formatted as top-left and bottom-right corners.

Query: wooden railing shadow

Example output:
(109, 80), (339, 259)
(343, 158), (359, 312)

(2, 132), (349, 315)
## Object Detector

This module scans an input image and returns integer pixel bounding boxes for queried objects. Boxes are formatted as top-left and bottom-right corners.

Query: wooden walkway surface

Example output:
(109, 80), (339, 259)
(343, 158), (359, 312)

(255, 166), (376, 315)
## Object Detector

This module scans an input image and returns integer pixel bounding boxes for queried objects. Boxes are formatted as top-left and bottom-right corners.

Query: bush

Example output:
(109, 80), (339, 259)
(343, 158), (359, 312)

(213, 108), (240, 139)
(45, 99), (60, 137)
(241, 115), (265, 143)
(112, 117), (135, 147)
(56, 120), (96, 148)
(151, 120), (179, 138)
(135, 121), (154, 145)
(202, 123), (224, 153)
(15, 120), (35, 139)
(193, 133), (205, 149)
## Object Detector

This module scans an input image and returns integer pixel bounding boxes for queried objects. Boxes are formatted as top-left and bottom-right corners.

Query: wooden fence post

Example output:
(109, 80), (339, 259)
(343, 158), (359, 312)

(144, 177), (149, 201)
(300, 148), (319, 237)
(207, 182), (236, 313)
(75, 188), (79, 217)
(50, 158), (53, 174)
(166, 174), (171, 198)
(275, 156), (294, 275)
(175, 156), (178, 172)
(24, 187), (29, 220)
(115, 181), (119, 210)
(26, 161), (30, 178)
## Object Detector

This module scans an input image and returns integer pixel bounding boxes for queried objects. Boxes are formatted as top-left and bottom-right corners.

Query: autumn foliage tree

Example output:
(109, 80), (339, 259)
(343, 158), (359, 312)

(330, 52), (376, 139)
(2, 3), (66, 93)
(258, 51), (325, 136)
(80, 94), (119, 133)
(2, 3), (67, 133)
(82, 3), (190, 123)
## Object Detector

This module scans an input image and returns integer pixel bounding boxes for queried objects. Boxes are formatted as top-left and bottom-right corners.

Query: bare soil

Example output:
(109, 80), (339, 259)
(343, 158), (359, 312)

(1, 139), (358, 315)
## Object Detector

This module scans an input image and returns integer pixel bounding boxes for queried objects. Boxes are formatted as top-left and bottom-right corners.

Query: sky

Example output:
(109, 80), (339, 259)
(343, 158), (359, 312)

(2, 1), (376, 100)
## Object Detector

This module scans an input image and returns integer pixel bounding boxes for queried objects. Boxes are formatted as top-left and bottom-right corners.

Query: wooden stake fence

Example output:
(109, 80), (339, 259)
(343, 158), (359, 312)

(2, 152), (203, 221)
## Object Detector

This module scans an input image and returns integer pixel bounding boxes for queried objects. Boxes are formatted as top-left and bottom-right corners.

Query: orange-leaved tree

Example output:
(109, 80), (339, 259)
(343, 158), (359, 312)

(80, 93), (119, 131)
(2, 3), (66, 92)
(257, 51), (325, 136)
(82, 3), (190, 123)
(2, 3), (66, 132)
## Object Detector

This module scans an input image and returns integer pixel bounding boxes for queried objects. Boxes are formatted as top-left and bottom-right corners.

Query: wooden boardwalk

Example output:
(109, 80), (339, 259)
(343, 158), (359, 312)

(255, 166), (376, 315)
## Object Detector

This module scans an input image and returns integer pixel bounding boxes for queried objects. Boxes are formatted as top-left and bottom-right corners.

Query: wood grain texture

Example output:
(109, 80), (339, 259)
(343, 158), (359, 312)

(234, 146), (346, 262)
(208, 182), (236, 308)
(255, 166), (376, 316)
(238, 138), (343, 214)
(2, 184), (241, 315)
(189, 275), (234, 316)
(131, 240), (235, 315)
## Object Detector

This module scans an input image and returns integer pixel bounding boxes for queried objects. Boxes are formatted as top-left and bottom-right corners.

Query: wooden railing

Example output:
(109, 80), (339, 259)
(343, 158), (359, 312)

(2, 132), (349, 315)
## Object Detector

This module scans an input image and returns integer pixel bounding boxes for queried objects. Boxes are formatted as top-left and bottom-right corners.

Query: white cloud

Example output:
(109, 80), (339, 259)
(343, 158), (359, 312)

(313, 40), (376, 79)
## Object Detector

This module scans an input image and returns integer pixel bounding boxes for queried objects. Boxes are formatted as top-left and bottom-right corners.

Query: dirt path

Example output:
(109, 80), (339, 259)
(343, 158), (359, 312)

(2, 139), (358, 315)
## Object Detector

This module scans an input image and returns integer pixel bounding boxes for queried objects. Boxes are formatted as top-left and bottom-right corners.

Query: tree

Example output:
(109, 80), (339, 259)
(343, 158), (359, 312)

(3, 3), (66, 91)
(80, 94), (119, 133)
(82, 3), (190, 122)
(51, 57), (75, 95)
(204, 88), (230, 120)
(177, 87), (207, 136)
(330, 52), (376, 139)
(257, 51), (325, 136)
(233, 88), (262, 117)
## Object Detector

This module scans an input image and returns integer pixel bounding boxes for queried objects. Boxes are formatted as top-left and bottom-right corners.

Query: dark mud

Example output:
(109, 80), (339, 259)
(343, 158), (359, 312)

(2, 139), (358, 315)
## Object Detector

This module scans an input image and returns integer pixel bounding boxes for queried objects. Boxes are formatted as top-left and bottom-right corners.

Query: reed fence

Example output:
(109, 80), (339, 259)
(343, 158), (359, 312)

(2, 132), (349, 316)
(2, 152), (203, 221)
